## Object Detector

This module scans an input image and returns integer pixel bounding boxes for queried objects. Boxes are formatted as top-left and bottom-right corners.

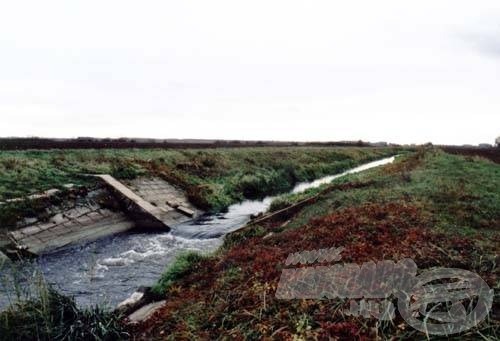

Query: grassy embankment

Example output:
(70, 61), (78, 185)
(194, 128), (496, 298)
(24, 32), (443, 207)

(0, 147), (396, 229)
(133, 148), (500, 339)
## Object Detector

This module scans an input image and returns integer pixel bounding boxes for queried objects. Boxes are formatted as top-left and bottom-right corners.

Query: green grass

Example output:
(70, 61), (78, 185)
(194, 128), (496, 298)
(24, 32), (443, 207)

(0, 291), (127, 341)
(0, 266), (128, 341)
(152, 251), (206, 295)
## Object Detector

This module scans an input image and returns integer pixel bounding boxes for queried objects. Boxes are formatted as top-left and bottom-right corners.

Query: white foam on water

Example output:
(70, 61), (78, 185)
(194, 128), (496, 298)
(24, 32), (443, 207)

(95, 232), (222, 274)
(88, 263), (109, 278)
(100, 257), (134, 267)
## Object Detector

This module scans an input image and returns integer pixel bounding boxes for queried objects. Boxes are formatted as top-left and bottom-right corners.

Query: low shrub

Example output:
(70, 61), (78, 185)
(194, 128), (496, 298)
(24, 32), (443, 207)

(186, 183), (233, 212)
(232, 169), (296, 200)
(152, 251), (206, 295)
(110, 161), (144, 180)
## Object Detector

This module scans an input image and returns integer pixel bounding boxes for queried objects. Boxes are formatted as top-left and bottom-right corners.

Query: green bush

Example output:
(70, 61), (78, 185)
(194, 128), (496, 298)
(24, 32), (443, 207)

(232, 168), (297, 200)
(110, 161), (144, 180)
(152, 251), (205, 295)
(187, 183), (233, 212)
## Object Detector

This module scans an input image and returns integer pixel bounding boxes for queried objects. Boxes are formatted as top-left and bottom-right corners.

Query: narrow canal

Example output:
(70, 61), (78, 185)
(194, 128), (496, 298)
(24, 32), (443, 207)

(0, 156), (395, 309)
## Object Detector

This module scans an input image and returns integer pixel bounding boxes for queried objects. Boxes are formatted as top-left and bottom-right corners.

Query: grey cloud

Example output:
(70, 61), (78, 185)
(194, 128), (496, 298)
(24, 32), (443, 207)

(461, 30), (500, 57)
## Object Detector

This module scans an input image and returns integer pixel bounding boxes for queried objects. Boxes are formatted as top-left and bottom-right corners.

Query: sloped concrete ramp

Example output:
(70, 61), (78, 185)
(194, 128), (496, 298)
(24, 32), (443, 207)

(126, 177), (197, 224)
(96, 175), (198, 229)
(96, 175), (171, 230)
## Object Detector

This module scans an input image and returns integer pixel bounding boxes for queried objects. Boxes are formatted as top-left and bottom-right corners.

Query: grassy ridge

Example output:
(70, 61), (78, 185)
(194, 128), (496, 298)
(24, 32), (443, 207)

(137, 149), (500, 339)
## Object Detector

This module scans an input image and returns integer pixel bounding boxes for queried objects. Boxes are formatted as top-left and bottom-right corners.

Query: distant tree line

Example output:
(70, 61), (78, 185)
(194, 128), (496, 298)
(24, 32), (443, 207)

(0, 137), (379, 150)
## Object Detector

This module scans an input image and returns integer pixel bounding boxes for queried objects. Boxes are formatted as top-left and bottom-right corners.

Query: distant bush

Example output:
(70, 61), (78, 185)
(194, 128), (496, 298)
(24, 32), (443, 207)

(234, 173), (270, 198)
(0, 157), (24, 171)
(187, 183), (233, 212)
(110, 161), (144, 180)
(233, 168), (296, 200)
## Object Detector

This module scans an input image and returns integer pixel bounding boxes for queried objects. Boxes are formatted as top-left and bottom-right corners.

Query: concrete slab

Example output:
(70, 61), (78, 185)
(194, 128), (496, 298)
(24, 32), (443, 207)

(96, 175), (170, 229)
(8, 208), (135, 255)
(127, 177), (199, 222)
(117, 291), (144, 310)
(177, 205), (195, 217)
(127, 300), (166, 323)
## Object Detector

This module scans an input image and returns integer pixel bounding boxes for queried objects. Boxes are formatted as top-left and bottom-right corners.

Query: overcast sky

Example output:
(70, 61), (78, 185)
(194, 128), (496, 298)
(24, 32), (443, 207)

(1, 1), (499, 144)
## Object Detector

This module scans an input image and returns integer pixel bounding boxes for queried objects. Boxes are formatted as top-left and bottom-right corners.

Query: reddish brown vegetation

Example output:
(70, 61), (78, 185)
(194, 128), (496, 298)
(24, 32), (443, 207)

(131, 202), (491, 339)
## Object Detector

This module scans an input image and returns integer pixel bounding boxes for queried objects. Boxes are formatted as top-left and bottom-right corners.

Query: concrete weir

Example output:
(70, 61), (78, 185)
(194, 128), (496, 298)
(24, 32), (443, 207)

(97, 175), (197, 228)
(8, 208), (134, 255)
(96, 175), (172, 230)
(7, 176), (198, 256)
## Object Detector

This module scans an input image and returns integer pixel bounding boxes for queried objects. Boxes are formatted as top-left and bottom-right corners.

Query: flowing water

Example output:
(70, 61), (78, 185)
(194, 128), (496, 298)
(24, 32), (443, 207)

(0, 156), (395, 309)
